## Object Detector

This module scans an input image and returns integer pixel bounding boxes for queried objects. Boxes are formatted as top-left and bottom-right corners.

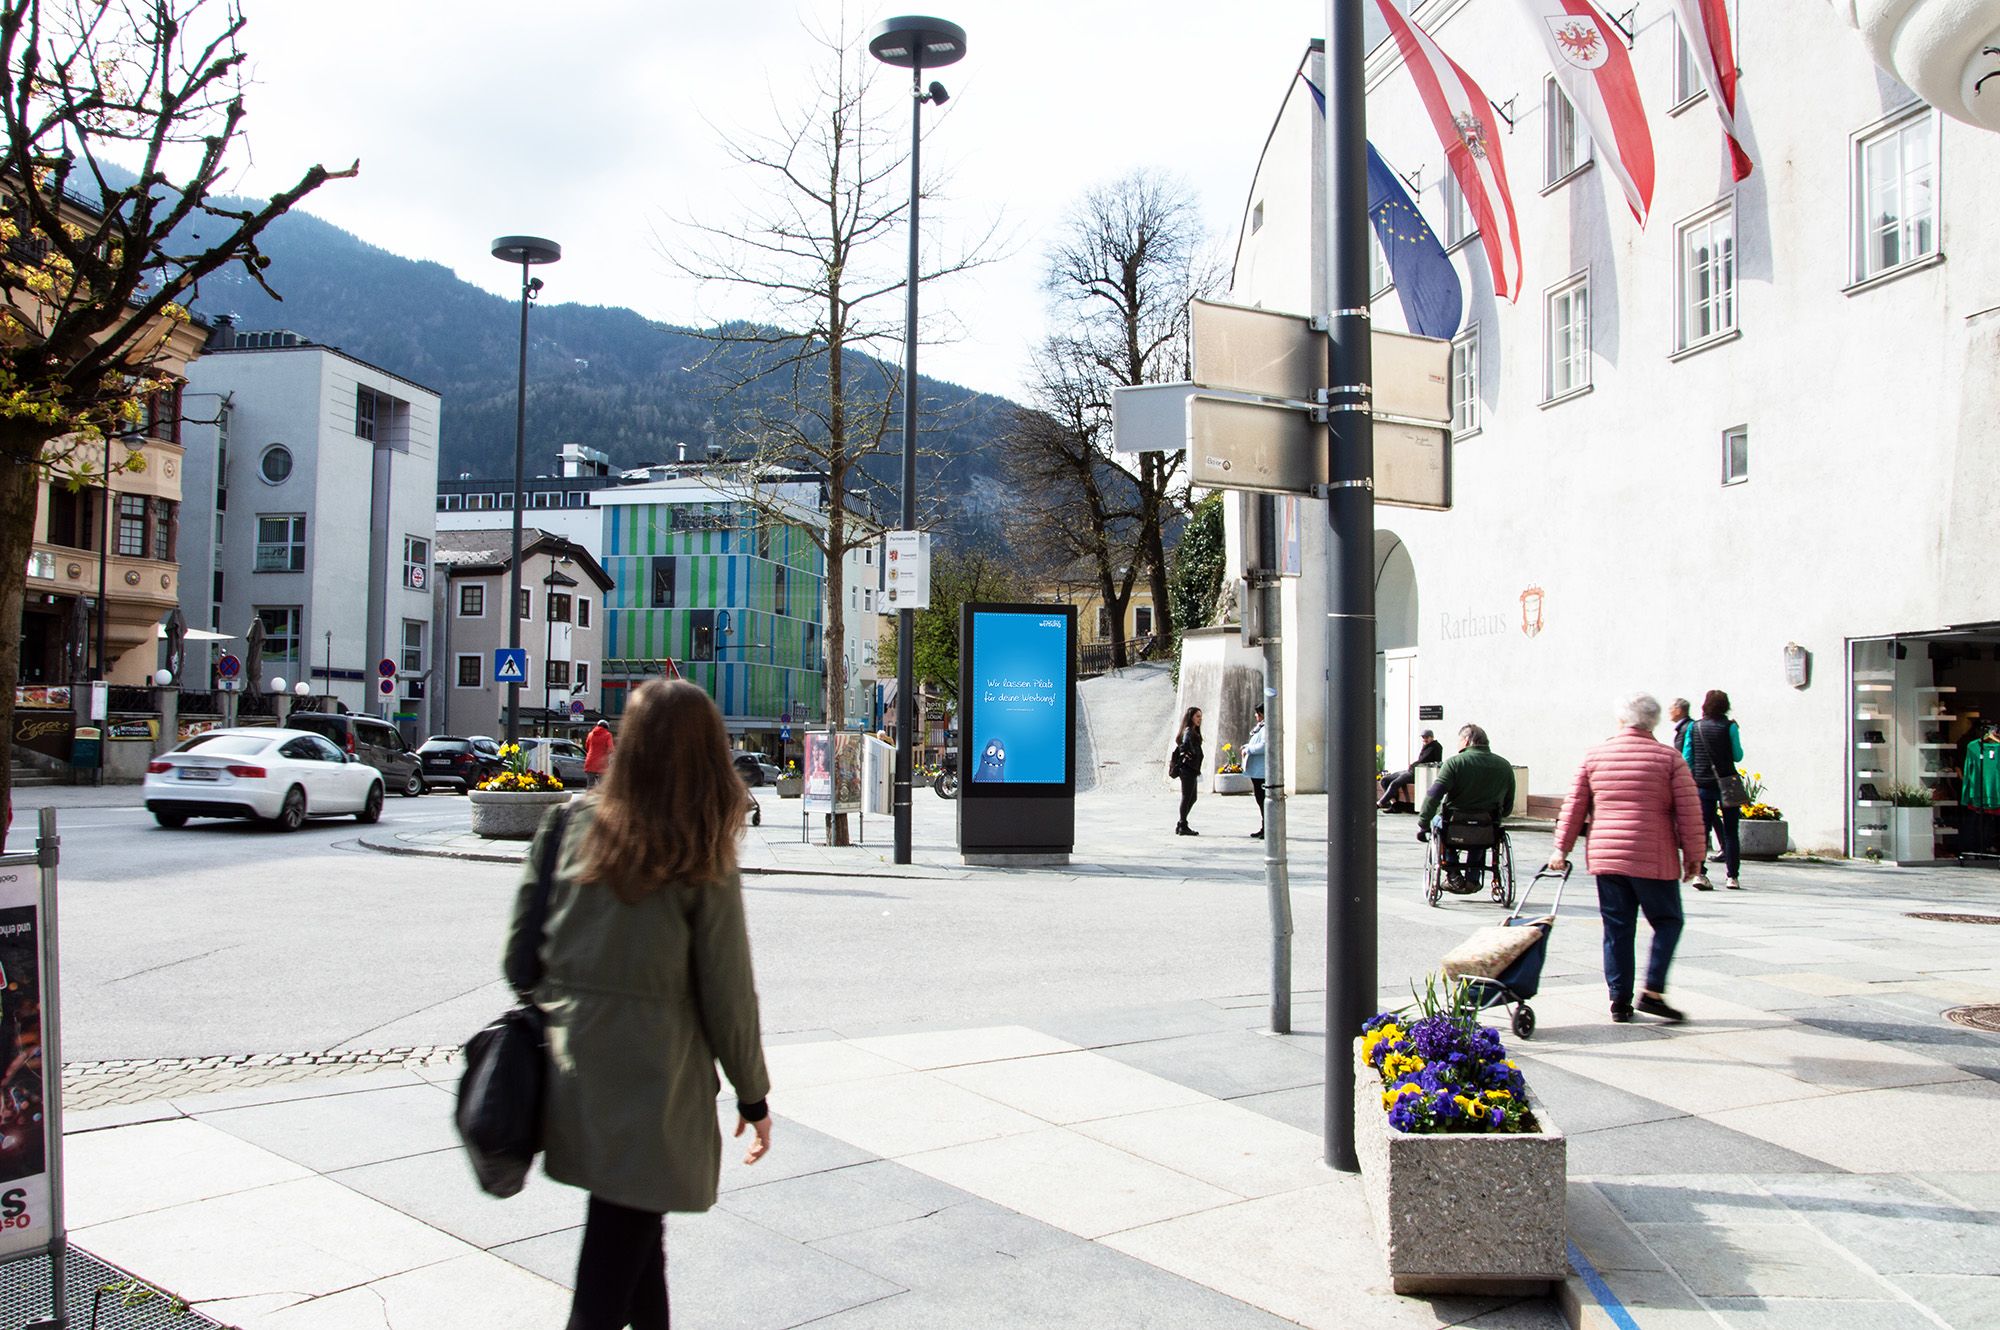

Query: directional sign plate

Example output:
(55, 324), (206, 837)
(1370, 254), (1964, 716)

(1373, 419), (1452, 512)
(1111, 383), (1201, 456)
(1187, 395), (1323, 496)
(1191, 300), (1321, 402)
(493, 648), (529, 684)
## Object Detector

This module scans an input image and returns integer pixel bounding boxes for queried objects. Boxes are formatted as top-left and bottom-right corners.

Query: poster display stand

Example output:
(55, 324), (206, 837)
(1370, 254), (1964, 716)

(957, 604), (1078, 863)
(0, 809), (67, 1329)
(800, 730), (866, 844)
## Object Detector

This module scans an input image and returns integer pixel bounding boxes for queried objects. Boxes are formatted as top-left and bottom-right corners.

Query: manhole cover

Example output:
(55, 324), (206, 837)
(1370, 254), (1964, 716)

(1944, 1005), (2000, 1033)
(1906, 912), (2000, 924)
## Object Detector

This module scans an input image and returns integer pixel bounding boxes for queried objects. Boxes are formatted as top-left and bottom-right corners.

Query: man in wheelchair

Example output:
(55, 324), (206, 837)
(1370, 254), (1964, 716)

(1416, 724), (1517, 886)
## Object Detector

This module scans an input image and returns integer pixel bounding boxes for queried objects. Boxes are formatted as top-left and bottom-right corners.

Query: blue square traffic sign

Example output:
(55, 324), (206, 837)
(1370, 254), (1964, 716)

(493, 648), (529, 684)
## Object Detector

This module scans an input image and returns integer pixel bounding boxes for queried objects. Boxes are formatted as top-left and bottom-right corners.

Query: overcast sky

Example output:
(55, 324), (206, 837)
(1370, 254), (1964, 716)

(220, 1), (1327, 404)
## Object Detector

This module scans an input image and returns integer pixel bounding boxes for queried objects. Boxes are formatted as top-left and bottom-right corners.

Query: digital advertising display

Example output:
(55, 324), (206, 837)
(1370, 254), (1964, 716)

(964, 608), (1073, 792)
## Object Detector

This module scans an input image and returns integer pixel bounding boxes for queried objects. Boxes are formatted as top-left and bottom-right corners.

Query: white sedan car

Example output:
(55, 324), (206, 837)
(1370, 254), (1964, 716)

(145, 727), (386, 830)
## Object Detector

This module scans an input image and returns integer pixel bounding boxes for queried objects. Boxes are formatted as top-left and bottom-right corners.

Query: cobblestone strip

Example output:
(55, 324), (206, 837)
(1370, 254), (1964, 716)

(61, 1046), (464, 1110)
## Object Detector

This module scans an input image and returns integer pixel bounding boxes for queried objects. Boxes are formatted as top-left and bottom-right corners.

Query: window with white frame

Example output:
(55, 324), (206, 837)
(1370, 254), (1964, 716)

(1722, 426), (1749, 485)
(1135, 605), (1154, 637)
(1673, 24), (1702, 108)
(1544, 274), (1591, 401)
(1853, 106), (1938, 283)
(403, 535), (429, 589)
(456, 653), (482, 688)
(401, 619), (424, 674)
(257, 606), (301, 662)
(1442, 170), (1475, 247)
(1544, 78), (1592, 185)
(1676, 203), (1737, 349)
(1450, 327), (1480, 434)
(255, 514), (305, 572)
(355, 386), (379, 441)
(459, 583), (485, 617)
(1369, 230), (1392, 297)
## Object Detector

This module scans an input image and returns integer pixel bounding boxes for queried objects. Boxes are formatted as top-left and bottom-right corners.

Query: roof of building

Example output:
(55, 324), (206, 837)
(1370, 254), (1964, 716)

(196, 324), (441, 398)
(433, 526), (614, 591)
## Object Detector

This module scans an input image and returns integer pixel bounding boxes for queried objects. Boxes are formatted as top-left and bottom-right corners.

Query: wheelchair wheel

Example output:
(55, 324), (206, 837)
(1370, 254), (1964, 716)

(1424, 836), (1444, 907)
(1512, 1004), (1536, 1040)
(1493, 835), (1516, 907)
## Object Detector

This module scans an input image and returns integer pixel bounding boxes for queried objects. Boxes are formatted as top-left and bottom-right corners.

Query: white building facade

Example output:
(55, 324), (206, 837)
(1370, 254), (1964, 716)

(179, 332), (441, 733)
(1227, 7), (2000, 858)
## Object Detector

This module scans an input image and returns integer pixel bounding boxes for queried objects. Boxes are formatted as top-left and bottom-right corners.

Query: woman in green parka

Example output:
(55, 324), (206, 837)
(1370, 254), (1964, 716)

(506, 678), (772, 1330)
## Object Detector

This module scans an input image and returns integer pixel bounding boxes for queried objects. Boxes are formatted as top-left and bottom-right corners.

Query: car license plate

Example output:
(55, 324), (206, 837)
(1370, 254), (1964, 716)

(426, 758), (452, 768)
(179, 767), (219, 781)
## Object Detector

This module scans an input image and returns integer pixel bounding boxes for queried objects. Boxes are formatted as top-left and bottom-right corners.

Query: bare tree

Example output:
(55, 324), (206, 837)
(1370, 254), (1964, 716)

(1002, 338), (1145, 667)
(0, 0), (352, 820)
(669, 16), (998, 758)
(1040, 170), (1218, 651)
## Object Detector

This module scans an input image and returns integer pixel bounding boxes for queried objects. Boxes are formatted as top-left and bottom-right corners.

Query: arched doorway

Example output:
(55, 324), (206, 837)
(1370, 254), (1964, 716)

(1375, 532), (1421, 774)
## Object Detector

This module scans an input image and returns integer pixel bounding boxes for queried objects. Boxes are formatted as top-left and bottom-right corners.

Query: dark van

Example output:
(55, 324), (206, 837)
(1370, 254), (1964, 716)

(288, 712), (428, 796)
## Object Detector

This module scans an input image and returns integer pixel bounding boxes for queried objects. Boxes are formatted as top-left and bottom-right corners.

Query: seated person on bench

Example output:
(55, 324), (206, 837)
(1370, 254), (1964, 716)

(1417, 724), (1517, 881)
(1378, 729), (1444, 810)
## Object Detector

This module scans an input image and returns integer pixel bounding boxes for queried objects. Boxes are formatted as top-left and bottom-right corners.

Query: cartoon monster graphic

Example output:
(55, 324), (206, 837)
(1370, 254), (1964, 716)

(972, 739), (1007, 782)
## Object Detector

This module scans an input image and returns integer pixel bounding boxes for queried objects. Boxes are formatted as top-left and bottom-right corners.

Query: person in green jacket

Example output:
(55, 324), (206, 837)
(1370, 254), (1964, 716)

(1417, 723), (1517, 881)
(507, 679), (772, 1330)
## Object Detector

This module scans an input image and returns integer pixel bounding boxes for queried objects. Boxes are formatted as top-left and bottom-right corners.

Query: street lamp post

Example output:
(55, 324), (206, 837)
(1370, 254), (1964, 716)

(491, 235), (562, 746)
(868, 14), (965, 866)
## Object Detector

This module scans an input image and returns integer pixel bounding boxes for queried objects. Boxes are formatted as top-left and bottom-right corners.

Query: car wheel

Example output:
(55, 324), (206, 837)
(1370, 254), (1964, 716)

(274, 786), (307, 832)
(356, 782), (384, 824)
(153, 811), (188, 829)
(402, 769), (425, 797)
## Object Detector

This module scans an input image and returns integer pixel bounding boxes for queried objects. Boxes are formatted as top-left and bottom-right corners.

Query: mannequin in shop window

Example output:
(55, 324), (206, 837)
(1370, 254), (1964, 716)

(1964, 724), (2000, 857)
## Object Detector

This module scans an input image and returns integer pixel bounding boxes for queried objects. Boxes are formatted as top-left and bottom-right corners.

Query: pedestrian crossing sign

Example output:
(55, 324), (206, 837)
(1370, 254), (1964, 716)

(493, 648), (529, 683)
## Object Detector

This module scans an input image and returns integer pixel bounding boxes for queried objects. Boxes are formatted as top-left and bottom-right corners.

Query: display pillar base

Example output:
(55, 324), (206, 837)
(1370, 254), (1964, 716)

(962, 852), (1071, 868)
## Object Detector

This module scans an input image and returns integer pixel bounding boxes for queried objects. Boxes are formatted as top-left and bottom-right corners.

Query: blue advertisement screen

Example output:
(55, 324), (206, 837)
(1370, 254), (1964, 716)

(967, 611), (1069, 786)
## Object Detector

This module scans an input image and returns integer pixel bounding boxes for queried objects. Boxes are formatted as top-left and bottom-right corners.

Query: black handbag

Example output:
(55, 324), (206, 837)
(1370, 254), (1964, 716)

(1697, 724), (1748, 808)
(456, 804), (571, 1199)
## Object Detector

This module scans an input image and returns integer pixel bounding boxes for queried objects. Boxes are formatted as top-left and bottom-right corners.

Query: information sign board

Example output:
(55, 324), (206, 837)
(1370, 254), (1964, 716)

(957, 603), (1078, 859)
(883, 531), (931, 611)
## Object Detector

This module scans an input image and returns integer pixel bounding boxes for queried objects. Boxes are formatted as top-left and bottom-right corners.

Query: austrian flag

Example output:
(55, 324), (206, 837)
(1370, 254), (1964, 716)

(1516, 0), (1656, 223)
(1669, 0), (1753, 180)
(1372, 0), (1525, 301)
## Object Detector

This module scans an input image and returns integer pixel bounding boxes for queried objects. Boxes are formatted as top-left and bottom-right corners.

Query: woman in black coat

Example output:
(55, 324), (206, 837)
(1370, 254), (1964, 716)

(1173, 707), (1204, 835)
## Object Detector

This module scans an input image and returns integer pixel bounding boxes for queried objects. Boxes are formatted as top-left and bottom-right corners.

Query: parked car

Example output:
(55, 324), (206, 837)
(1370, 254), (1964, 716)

(419, 736), (503, 792)
(732, 750), (782, 787)
(145, 728), (385, 830)
(287, 712), (428, 796)
(518, 737), (589, 787)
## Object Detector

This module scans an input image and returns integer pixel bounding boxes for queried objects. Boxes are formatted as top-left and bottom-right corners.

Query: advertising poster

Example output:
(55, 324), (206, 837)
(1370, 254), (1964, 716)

(0, 870), (49, 1262)
(832, 732), (863, 813)
(801, 731), (835, 814)
(967, 610), (1070, 786)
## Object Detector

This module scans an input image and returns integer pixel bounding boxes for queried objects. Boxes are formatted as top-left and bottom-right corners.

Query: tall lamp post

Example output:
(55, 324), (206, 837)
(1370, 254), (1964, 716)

(868, 13), (965, 866)
(491, 234), (562, 746)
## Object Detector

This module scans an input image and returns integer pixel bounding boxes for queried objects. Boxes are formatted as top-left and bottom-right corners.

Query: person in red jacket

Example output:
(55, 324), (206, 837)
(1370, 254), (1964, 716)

(1548, 692), (1707, 1026)
(584, 720), (615, 789)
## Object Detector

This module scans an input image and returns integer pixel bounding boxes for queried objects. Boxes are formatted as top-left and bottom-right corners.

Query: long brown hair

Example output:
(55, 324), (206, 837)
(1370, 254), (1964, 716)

(577, 680), (746, 900)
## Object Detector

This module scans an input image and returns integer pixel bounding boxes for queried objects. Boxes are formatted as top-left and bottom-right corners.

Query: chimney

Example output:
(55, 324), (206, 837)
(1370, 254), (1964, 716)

(203, 314), (237, 353)
(677, 441), (687, 463)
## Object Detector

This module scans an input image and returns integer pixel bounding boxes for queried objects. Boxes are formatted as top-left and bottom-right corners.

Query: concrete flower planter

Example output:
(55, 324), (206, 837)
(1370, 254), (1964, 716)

(1353, 1041), (1567, 1295)
(1891, 806), (1936, 862)
(467, 788), (572, 839)
(1737, 818), (1788, 861)
(1213, 772), (1252, 795)
(775, 776), (803, 800)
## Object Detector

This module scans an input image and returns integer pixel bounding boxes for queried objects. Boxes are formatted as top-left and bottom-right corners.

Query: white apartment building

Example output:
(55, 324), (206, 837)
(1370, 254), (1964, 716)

(179, 329), (440, 733)
(1219, 7), (2000, 859)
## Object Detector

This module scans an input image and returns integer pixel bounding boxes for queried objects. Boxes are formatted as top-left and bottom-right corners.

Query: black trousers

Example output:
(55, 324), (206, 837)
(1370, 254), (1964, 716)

(1251, 778), (1265, 827)
(569, 1195), (668, 1330)
(1178, 772), (1199, 827)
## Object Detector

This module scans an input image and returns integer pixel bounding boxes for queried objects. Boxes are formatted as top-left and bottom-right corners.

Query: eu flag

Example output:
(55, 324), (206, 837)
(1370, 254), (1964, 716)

(1299, 74), (1463, 340)
(1365, 144), (1462, 340)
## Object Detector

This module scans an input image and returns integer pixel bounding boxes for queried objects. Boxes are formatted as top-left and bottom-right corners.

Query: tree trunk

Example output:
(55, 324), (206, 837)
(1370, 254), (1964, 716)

(1138, 454), (1174, 653)
(0, 439), (54, 848)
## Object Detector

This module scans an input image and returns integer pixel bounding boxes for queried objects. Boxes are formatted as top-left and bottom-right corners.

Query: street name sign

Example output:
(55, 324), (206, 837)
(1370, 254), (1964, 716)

(493, 648), (528, 684)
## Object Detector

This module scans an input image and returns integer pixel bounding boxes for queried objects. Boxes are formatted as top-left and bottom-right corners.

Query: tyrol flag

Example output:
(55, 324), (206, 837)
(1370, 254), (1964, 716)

(1372, 0), (1524, 301)
(1301, 74), (1463, 339)
(1517, 0), (1656, 223)
(1669, 0), (1753, 180)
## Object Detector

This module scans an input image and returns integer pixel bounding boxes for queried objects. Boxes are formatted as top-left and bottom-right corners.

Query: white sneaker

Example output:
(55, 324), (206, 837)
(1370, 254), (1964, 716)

(1693, 873), (1714, 891)
(1725, 877), (1741, 890)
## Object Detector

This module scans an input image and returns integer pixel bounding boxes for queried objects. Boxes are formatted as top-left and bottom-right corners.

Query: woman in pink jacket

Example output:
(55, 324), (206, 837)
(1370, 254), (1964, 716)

(1548, 693), (1707, 1025)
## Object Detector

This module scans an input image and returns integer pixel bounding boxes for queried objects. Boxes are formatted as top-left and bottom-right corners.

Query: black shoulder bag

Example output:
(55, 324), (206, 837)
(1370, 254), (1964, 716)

(457, 803), (571, 1199)
(1697, 724), (1748, 809)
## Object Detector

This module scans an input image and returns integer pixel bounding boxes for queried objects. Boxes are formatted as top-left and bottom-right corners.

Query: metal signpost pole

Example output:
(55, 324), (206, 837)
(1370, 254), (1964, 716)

(1256, 495), (1293, 1035)
(36, 809), (64, 1329)
(1323, 0), (1378, 1173)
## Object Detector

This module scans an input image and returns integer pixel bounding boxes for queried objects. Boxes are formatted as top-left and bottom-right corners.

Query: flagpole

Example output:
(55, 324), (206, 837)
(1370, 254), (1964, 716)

(1324, 0), (1378, 1174)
